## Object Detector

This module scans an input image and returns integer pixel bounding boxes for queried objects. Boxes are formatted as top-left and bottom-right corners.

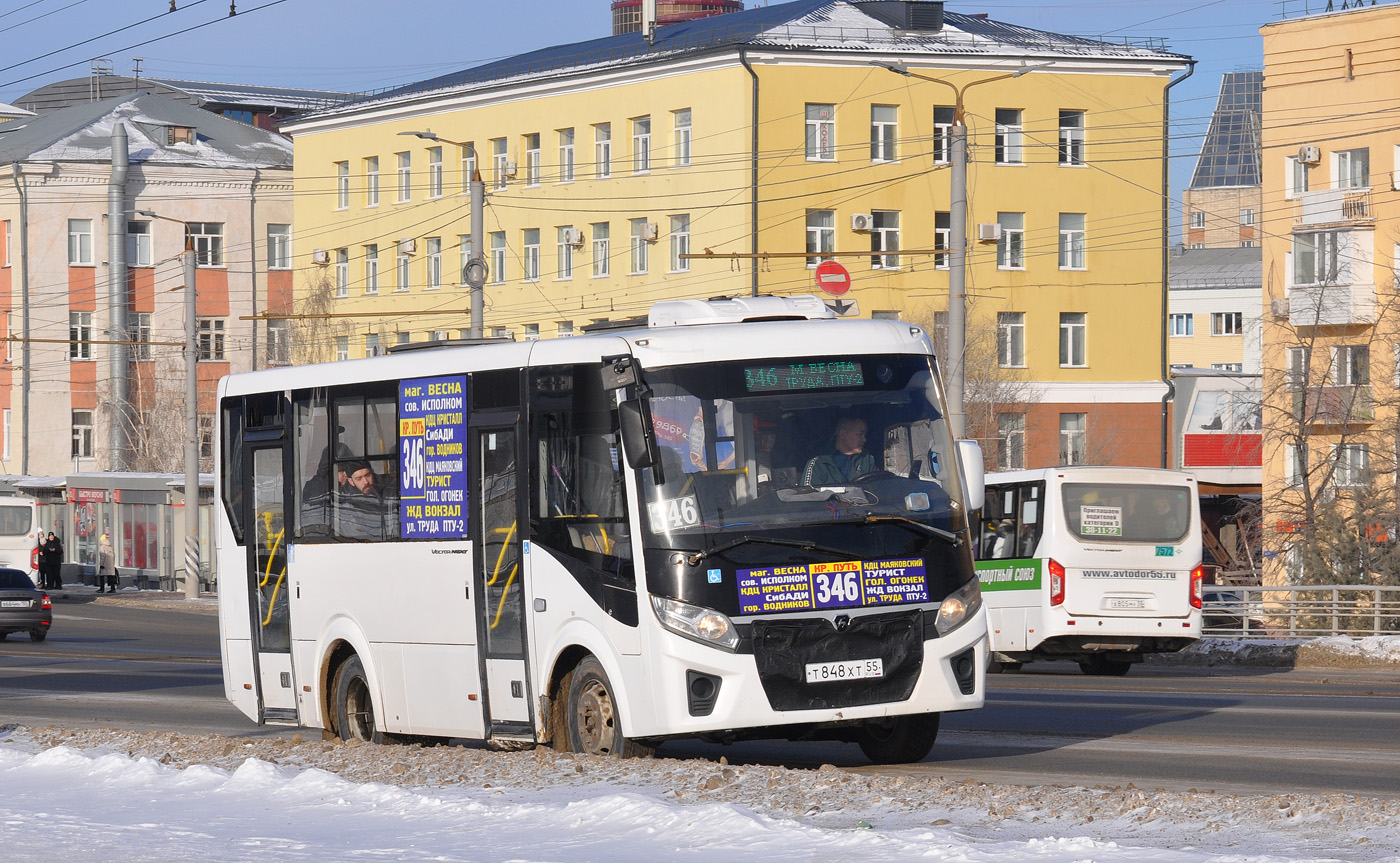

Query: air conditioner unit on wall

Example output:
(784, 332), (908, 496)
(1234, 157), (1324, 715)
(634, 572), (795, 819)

(976, 223), (1002, 243)
(563, 227), (585, 247)
(503, 161), (518, 178)
(398, 238), (416, 254)
(850, 213), (873, 232)
(641, 222), (659, 242)
(311, 249), (329, 265)
(1298, 145), (1321, 165)
(1270, 298), (1289, 318)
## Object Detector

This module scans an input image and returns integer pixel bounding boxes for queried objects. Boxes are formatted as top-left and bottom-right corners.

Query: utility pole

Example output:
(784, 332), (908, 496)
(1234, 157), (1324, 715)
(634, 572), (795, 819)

(401, 131), (487, 337)
(107, 123), (130, 469)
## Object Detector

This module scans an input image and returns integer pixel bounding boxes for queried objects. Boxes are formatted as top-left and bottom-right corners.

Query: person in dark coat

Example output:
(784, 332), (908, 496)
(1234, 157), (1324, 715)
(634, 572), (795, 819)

(39, 532), (63, 590)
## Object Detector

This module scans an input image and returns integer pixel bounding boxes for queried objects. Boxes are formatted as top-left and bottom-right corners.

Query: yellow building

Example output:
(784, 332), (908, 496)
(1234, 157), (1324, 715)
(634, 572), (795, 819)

(1260, 3), (1400, 583)
(284, 0), (1187, 469)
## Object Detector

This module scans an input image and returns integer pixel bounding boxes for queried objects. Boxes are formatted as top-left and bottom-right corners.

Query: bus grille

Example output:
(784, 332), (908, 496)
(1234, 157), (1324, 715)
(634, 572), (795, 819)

(751, 610), (923, 711)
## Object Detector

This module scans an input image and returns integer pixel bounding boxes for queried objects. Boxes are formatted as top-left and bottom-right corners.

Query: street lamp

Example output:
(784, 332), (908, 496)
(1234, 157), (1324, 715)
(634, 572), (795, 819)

(873, 61), (1051, 440)
(136, 209), (201, 600)
(399, 130), (488, 339)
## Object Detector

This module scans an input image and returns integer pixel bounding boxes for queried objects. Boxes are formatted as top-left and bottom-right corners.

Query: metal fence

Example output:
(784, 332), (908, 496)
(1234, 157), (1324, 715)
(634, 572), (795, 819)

(1202, 585), (1400, 638)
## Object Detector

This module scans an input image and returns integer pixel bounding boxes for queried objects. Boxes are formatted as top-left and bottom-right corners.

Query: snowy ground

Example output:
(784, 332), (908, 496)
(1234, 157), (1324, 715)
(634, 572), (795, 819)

(5, 610), (1397, 861)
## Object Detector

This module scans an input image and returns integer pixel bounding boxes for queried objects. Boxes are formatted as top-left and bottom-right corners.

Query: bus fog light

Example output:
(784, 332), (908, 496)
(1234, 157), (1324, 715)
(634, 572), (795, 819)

(651, 596), (740, 652)
(935, 579), (983, 637)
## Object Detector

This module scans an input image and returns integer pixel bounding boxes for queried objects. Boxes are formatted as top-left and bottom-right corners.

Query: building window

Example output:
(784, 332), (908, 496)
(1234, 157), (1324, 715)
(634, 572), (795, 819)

(630, 218), (650, 274)
(934, 211), (950, 269)
(673, 109), (691, 167)
(998, 312), (1025, 367)
(1211, 363), (1244, 372)
(1239, 208), (1255, 227)
(190, 222), (224, 267)
(805, 209), (834, 267)
(1287, 156), (1310, 199)
(997, 212), (1024, 269)
(200, 416), (215, 460)
(396, 332), (411, 346)
(805, 103), (835, 161)
(491, 138), (509, 190)
(457, 235), (472, 286)
(522, 323), (539, 341)
(1288, 346), (1311, 391)
(1294, 231), (1340, 285)
(69, 311), (92, 360)
(489, 232), (506, 284)
(1190, 243), (1205, 250)
(670, 214), (690, 272)
(557, 321), (574, 338)
(198, 319), (225, 361)
(362, 244), (381, 294)
(127, 220), (152, 267)
(558, 128), (575, 182)
(632, 117), (651, 173)
(1332, 443), (1369, 488)
(1285, 443), (1306, 487)
(1059, 312), (1086, 367)
(336, 161), (349, 209)
(395, 242), (411, 291)
(870, 210), (900, 269)
(592, 222), (610, 277)
(460, 143), (476, 193)
(523, 228), (540, 282)
(1059, 413), (1086, 466)
(427, 146), (443, 198)
(267, 224), (290, 270)
(524, 133), (541, 186)
(68, 219), (93, 265)
(1058, 213), (1086, 269)
(1211, 311), (1243, 336)
(870, 105), (897, 162)
(995, 109), (1023, 164)
(365, 156), (379, 206)
(426, 237), (441, 290)
(1241, 241), (1256, 248)
(335, 248), (349, 297)
(396, 151), (411, 202)
(1336, 148), (1369, 189)
(1169, 313), (1194, 336)
(997, 413), (1026, 470)
(1190, 211), (1205, 229)
(335, 336), (349, 362)
(932, 106), (953, 164)
(129, 312), (152, 361)
(1332, 344), (1369, 386)
(1058, 110), (1085, 165)
(72, 411), (93, 459)
(594, 123), (611, 179)
(365, 332), (380, 358)
(267, 319), (290, 366)
(557, 226), (575, 280)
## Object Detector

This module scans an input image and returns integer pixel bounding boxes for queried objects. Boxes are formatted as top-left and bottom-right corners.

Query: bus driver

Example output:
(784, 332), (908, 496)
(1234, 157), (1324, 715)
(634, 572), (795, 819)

(803, 416), (877, 486)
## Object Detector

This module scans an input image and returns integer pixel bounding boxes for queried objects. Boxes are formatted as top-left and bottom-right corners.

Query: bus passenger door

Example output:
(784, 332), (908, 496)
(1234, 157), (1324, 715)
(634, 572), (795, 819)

(246, 442), (297, 720)
(472, 418), (533, 737)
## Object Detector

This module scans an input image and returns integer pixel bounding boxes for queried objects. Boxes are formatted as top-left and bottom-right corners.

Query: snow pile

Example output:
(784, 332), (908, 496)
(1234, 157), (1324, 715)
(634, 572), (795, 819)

(1300, 634), (1400, 667)
(1154, 634), (1400, 668)
(5, 726), (1397, 862)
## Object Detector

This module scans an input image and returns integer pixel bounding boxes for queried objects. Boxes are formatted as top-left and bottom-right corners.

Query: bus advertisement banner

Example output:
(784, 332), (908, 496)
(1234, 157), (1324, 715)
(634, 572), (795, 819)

(736, 558), (929, 615)
(975, 558), (1042, 592)
(399, 375), (469, 538)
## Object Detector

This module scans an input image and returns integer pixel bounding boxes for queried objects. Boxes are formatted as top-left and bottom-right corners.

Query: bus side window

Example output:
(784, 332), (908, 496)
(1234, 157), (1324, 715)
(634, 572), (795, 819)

(220, 397), (247, 545)
(293, 388), (334, 541)
(980, 485), (1016, 560)
(331, 389), (400, 542)
(1017, 483), (1043, 558)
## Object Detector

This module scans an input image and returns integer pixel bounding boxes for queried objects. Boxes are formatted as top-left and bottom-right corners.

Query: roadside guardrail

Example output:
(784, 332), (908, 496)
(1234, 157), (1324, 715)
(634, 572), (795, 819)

(1202, 585), (1400, 639)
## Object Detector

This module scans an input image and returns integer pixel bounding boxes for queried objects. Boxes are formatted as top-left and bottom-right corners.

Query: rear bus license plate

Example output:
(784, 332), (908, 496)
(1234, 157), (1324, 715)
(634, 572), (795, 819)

(1, 600), (29, 608)
(1107, 598), (1146, 610)
(805, 658), (883, 684)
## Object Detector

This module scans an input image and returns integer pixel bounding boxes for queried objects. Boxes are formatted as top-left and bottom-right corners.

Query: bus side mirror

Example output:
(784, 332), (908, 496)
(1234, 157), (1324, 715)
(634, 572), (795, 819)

(619, 398), (660, 470)
(957, 439), (985, 511)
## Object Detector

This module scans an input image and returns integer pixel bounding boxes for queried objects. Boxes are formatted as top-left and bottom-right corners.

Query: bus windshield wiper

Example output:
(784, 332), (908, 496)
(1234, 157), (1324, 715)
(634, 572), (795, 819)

(857, 514), (962, 547)
(686, 536), (855, 566)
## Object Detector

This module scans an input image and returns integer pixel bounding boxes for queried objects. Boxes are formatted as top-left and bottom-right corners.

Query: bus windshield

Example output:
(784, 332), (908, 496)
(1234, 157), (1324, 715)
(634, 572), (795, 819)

(1062, 482), (1191, 544)
(638, 354), (966, 555)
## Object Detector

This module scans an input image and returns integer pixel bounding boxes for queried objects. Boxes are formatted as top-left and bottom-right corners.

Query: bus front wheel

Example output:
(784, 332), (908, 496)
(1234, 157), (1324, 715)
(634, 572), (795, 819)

(332, 656), (387, 743)
(856, 713), (940, 765)
(563, 656), (652, 758)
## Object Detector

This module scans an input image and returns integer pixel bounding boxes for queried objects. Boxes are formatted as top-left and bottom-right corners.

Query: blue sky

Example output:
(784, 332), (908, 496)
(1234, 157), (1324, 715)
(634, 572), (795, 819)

(0, 0), (1293, 212)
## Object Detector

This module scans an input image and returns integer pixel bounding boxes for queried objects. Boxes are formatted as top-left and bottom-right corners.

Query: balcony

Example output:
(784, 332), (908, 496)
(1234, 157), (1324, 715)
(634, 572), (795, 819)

(1296, 187), (1373, 227)
(1294, 384), (1374, 426)
(1287, 283), (1375, 327)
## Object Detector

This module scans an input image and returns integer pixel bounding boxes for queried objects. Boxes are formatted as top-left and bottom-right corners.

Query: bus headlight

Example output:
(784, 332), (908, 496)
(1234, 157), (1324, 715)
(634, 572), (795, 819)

(651, 596), (740, 652)
(934, 578), (983, 637)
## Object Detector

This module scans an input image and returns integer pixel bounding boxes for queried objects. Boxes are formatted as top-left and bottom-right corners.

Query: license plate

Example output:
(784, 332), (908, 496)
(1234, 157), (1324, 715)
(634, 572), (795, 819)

(1, 600), (29, 608)
(1107, 598), (1146, 610)
(805, 658), (883, 684)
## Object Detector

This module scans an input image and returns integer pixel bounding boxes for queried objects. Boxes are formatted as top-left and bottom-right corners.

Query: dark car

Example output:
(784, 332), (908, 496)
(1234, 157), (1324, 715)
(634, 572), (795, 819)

(0, 567), (51, 642)
(1202, 589), (1266, 634)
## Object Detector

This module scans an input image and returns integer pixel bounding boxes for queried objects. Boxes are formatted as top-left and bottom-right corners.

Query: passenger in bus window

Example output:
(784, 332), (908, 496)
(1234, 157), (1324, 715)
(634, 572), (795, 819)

(803, 417), (876, 486)
(337, 459), (398, 541)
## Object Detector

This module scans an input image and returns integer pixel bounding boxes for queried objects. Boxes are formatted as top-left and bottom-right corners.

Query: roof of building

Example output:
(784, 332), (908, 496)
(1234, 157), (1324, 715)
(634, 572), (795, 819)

(1189, 71), (1262, 189)
(0, 91), (292, 168)
(12, 75), (357, 115)
(0, 100), (34, 120)
(1169, 246), (1262, 290)
(303, 0), (1187, 122)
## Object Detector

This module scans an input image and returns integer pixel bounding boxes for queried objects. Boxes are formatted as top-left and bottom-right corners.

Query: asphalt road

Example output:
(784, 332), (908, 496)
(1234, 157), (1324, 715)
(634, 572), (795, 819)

(4, 593), (1398, 796)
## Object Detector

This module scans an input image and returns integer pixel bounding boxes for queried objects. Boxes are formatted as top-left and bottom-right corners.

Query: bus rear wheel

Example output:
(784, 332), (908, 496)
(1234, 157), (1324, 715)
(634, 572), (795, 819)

(332, 656), (386, 743)
(564, 656), (652, 758)
(856, 713), (940, 765)
(1078, 655), (1133, 676)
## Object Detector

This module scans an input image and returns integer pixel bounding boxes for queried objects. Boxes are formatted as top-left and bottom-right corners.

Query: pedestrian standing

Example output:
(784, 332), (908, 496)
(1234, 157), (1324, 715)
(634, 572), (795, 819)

(39, 531), (63, 590)
(98, 531), (117, 593)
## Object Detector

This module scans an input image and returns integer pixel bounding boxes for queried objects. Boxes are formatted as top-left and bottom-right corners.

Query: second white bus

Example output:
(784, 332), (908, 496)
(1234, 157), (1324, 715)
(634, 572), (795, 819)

(974, 467), (1203, 675)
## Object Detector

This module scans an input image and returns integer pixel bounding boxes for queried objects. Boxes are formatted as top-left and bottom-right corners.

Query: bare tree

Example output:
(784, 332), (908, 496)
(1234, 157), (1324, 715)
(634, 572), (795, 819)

(292, 268), (348, 366)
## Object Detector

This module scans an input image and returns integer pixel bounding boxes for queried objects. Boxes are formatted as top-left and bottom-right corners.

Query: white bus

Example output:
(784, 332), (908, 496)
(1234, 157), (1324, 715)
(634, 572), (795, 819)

(0, 496), (42, 583)
(216, 296), (988, 764)
(973, 467), (1203, 675)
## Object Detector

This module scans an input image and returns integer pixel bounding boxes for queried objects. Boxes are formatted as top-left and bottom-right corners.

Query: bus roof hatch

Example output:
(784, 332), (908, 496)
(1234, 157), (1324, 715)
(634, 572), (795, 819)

(648, 295), (835, 328)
